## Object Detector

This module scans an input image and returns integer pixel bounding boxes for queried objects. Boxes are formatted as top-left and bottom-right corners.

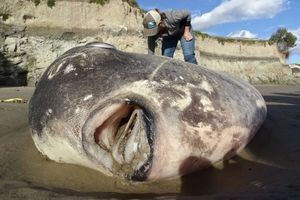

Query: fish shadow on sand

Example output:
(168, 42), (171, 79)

(179, 89), (300, 198)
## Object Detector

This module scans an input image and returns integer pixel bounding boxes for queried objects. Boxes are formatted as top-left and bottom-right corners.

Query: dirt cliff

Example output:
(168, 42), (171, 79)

(0, 0), (299, 86)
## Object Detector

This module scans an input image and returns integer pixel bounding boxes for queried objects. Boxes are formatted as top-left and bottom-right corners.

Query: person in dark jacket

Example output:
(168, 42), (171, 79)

(143, 9), (197, 64)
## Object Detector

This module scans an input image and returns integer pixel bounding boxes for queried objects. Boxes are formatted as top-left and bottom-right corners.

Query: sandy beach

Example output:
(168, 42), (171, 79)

(0, 85), (299, 199)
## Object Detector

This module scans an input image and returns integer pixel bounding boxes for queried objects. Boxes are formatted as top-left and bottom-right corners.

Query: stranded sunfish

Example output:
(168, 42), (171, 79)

(28, 43), (267, 181)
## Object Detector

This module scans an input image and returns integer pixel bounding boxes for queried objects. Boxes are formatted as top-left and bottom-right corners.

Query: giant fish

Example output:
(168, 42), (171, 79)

(28, 43), (267, 181)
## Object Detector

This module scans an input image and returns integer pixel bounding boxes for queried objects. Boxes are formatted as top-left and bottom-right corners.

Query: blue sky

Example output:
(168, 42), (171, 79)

(136, 0), (300, 64)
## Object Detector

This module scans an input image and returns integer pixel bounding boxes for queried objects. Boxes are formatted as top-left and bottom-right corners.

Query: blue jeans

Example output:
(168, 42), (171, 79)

(161, 30), (197, 64)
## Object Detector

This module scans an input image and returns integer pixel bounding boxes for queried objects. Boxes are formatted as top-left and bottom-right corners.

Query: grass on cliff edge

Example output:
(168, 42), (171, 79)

(89, 0), (142, 9)
(30, 0), (143, 12)
(89, 0), (108, 6)
(194, 31), (272, 46)
(30, 0), (55, 8)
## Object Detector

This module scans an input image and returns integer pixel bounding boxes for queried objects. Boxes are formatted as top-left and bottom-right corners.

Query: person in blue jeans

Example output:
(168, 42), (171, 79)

(143, 9), (197, 64)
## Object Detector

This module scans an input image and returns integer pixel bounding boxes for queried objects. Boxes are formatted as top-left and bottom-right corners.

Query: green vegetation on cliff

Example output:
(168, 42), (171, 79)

(89, 0), (144, 14)
(89, 0), (140, 8)
(193, 31), (210, 40)
(0, 13), (10, 21)
(47, 0), (56, 8)
(26, 0), (144, 13)
(30, 0), (56, 8)
(89, 0), (109, 6)
(193, 31), (269, 46)
(29, 0), (55, 8)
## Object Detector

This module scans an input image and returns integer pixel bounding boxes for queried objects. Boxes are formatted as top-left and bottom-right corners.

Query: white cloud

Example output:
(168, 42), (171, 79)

(291, 28), (300, 54)
(191, 9), (202, 19)
(227, 30), (257, 38)
(192, 0), (288, 30)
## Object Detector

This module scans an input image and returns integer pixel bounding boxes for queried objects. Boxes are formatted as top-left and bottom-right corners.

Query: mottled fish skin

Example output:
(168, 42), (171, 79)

(28, 43), (267, 181)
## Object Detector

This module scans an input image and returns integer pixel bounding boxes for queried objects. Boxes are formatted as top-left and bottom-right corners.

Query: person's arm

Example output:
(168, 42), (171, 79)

(171, 10), (191, 26)
(148, 36), (156, 55)
(180, 10), (193, 41)
(171, 10), (193, 41)
(184, 25), (193, 41)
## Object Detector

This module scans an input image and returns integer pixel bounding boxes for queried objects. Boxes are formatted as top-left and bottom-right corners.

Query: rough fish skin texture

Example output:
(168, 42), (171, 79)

(28, 43), (267, 181)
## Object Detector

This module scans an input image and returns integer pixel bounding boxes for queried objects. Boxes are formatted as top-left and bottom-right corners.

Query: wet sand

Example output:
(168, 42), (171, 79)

(0, 85), (300, 199)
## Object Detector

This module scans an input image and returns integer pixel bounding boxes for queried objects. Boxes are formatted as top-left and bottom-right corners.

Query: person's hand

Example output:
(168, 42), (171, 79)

(184, 31), (193, 41)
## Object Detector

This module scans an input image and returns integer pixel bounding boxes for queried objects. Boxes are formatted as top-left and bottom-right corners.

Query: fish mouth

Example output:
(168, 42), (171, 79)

(82, 98), (154, 181)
